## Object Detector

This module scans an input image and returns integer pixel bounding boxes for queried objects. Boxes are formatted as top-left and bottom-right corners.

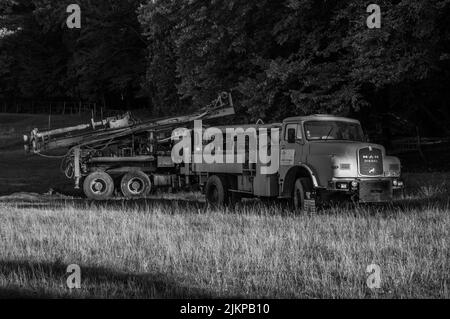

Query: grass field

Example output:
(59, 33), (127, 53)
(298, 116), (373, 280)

(0, 113), (449, 298)
(0, 186), (448, 299)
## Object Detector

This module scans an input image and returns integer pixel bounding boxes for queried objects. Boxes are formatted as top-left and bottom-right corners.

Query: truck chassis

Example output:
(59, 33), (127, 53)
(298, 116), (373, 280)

(25, 93), (404, 211)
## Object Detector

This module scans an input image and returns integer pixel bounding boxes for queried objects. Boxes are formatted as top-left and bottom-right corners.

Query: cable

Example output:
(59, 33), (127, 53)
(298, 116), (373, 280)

(35, 152), (67, 159)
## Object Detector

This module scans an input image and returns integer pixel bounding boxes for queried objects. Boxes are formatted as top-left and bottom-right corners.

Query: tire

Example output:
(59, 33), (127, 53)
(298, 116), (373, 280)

(83, 171), (115, 200)
(205, 175), (229, 207)
(120, 170), (151, 198)
(290, 177), (312, 213)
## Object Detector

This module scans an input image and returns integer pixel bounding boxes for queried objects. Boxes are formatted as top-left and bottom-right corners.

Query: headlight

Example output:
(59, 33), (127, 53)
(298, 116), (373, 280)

(392, 180), (404, 188)
(386, 163), (401, 177)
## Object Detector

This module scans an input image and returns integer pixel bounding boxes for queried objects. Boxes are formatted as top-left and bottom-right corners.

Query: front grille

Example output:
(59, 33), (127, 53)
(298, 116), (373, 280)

(359, 147), (383, 176)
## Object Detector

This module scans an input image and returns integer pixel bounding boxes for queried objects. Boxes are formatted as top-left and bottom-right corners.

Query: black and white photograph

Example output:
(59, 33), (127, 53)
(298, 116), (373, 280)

(0, 0), (449, 306)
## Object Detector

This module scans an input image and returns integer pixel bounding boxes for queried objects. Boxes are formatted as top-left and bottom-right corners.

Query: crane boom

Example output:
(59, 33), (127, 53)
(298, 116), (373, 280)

(24, 92), (235, 153)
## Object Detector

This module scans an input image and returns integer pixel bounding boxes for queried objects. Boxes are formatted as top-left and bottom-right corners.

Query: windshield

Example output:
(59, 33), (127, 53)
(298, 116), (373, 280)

(304, 121), (364, 142)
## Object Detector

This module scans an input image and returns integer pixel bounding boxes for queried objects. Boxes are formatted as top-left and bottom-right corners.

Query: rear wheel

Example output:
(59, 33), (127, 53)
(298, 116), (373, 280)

(205, 175), (229, 207)
(83, 171), (115, 200)
(120, 170), (151, 198)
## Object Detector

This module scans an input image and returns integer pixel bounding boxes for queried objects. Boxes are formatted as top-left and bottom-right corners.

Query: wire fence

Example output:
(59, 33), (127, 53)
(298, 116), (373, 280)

(0, 100), (124, 118)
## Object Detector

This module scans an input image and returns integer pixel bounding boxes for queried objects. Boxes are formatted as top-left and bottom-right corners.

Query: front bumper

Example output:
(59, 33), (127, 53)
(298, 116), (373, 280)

(327, 178), (404, 203)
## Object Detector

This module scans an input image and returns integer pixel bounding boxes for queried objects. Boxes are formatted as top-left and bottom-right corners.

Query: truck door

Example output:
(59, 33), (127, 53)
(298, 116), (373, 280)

(279, 123), (304, 180)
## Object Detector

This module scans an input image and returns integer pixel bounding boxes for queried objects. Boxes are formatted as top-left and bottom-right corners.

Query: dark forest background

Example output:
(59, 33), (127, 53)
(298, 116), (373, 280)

(1, 0), (449, 143)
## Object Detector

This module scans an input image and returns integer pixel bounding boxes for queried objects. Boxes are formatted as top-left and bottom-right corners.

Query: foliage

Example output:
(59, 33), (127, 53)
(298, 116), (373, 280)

(139, 0), (450, 131)
(0, 0), (146, 108)
(1, 0), (449, 134)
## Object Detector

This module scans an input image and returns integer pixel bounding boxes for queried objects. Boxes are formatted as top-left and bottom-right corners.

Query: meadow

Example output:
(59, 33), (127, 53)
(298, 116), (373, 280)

(0, 178), (448, 298)
(0, 113), (448, 298)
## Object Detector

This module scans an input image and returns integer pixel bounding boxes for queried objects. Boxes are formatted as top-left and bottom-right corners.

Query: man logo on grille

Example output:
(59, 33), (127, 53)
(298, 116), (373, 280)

(369, 168), (375, 174)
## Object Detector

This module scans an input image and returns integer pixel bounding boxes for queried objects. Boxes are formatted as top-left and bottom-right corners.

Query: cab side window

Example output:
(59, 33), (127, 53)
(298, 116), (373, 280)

(285, 124), (302, 143)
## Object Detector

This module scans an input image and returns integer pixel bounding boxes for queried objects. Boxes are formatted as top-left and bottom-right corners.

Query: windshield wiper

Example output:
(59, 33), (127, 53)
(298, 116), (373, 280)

(324, 126), (334, 140)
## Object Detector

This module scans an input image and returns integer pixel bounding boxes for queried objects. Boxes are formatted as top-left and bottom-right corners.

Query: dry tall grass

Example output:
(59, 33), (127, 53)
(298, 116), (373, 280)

(0, 194), (448, 298)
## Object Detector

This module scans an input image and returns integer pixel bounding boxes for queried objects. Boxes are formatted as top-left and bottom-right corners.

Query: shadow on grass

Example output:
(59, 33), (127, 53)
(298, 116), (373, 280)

(322, 194), (449, 215)
(6, 197), (207, 213)
(0, 259), (216, 299)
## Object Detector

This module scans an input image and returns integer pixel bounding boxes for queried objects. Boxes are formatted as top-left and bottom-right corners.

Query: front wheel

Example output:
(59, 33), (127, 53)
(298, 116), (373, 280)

(83, 171), (115, 200)
(291, 178), (305, 213)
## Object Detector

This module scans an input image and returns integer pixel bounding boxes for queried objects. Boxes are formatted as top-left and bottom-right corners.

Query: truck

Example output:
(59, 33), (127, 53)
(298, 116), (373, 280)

(24, 94), (404, 211)
(195, 114), (404, 210)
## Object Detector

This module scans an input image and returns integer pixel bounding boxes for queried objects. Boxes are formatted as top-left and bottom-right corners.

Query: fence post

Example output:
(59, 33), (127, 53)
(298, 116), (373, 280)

(416, 126), (428, 167)
(48, 102), (52, 129)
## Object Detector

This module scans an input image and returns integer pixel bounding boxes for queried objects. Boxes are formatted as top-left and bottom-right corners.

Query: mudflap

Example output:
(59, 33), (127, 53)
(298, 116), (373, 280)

(304, 191), (317, 214)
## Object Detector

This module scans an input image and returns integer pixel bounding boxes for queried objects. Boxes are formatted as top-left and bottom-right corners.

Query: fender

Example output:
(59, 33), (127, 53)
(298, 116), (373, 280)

(280, 164), (320, 198)
(298, 164), (319, 188)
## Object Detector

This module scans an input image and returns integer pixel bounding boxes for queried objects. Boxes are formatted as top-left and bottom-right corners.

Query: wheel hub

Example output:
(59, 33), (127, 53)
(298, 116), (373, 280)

(131, 181), (140, 190)
(211, 187), (219, 203)
(127, 178), (144, 194)
(91, 179), (106, 194)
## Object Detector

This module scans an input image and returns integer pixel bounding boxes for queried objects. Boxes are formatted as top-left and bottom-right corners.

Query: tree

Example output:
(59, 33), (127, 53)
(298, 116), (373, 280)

(0, 0), (147, 110)
(138, 0), (183, 115)
(139, 0), (450, 136)
(347, 0), (450, 136)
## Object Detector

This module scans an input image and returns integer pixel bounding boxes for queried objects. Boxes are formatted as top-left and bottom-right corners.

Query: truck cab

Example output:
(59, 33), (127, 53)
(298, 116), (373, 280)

(279, 114), (404, 206)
